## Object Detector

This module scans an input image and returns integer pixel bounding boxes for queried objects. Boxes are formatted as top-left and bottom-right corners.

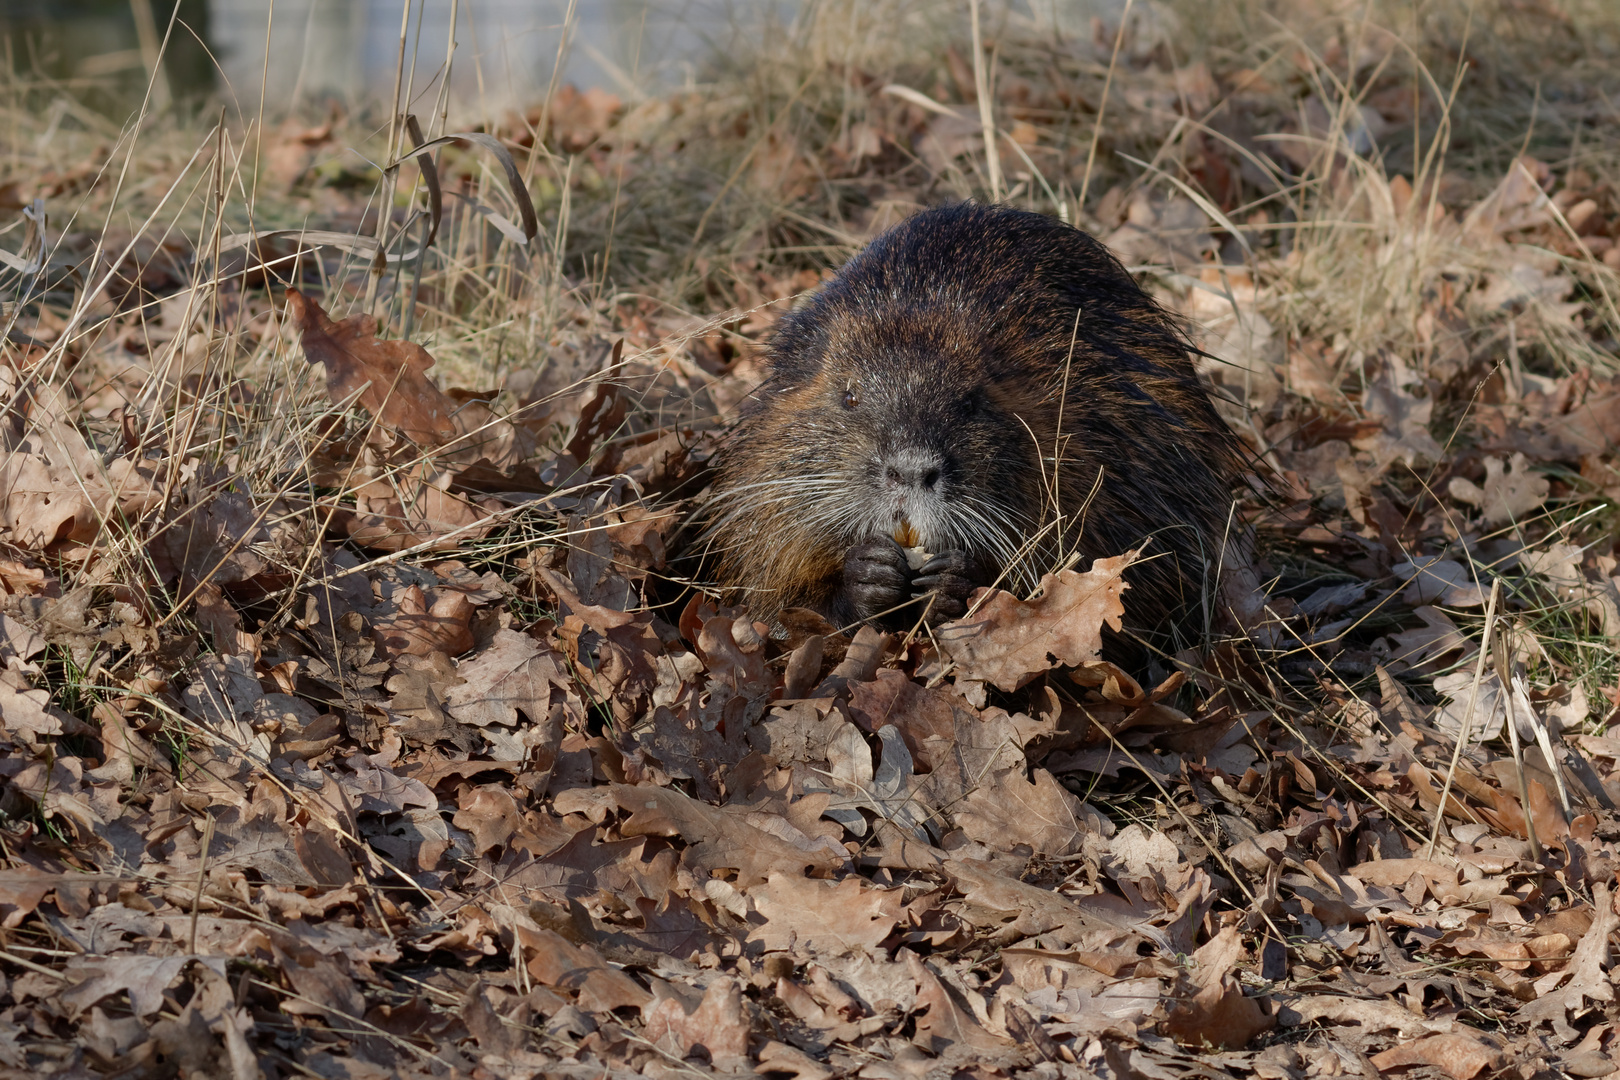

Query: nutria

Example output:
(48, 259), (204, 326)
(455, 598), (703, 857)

(702, 202), (1250, 656)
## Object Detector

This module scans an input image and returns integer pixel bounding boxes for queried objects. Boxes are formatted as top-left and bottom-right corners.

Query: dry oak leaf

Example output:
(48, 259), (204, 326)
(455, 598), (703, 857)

(0, 454), (160, 551)
(1104, 824), (1192, 893)
(1472, 261), (1582, 327)
(0, 870), (54, 927)
(695, 613), (773, 699)
(905, 950), (1013, 1057)
(1369, 1033), (1505, 1080)
(1103, 193), (1216, 272)
(544, 568), (662, 723)
(339, 754), (436, 815)
(370, 584), (474, 660)
(1274, 992), (1454, 1039)
(947, 857), (1144, 946)
(846, 669), (1051, 772)
(445, 627), (564, 727)
(936, 552), (1136, 692)
(1349, 859), (1458, 891)
(1355, 355), (1443, 472)
(1517, 881), (1618, 1030)
(60, 954), (205, 1018)
(452, 784), (524, 855)
(1293, 865), (1413, 926)
(0, 679), (73, 740)
(1000, 945), (1139, 985)
(339, 469), (495, 553)
(1462, 155), (1553, 240)
(746, 871), (904, 956)
(1474, 382), (1620, 462)
(1394, 557), (1485, 607)
(1162, 925), (1275, 1050)
(462, 985), (523, 1059)
(484, 826), (670, 909)
(0, 611), (45, 665)
(286, 288), (457, 449)
(611, 783), (846, 887)
(151, 491), (276, 589)
(1448, 452), (1549, 527)
(515, 922), (651, 1013)
(954, 767), (1100, 857)
(1386, 606), (1473, 673)
(1521, 543), (1620, 635)
(642, 977), (749, 1067)
(755, 1041), (833, 1080)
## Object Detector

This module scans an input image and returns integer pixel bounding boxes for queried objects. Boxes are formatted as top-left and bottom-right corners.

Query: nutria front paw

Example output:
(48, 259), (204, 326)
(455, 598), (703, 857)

(912, 550), (979, 622)
(843, 539), (911, 624)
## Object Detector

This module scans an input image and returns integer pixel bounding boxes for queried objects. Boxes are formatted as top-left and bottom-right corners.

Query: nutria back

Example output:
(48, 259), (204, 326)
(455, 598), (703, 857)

(704, 202), (1248, 656)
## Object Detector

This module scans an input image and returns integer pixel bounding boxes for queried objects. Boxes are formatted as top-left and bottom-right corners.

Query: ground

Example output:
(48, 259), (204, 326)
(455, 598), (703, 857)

(0, 1), (1619, 1077)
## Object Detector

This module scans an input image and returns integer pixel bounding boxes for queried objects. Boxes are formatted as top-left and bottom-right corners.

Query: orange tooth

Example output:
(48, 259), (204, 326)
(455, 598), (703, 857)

(894, 522), (919, 547)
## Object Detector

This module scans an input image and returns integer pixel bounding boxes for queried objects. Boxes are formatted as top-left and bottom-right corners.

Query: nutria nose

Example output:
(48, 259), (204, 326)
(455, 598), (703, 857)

(885, 465), (940, 489)
(882, 449), (943, 491)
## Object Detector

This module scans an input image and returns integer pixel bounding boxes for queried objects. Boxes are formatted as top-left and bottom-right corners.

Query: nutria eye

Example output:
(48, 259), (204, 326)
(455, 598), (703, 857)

(842, 386), (859, 409)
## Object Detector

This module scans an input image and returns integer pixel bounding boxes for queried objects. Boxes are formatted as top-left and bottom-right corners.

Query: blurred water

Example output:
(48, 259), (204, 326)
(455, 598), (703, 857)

(1, 0), (797, 117)
(209, 0), (792, 113)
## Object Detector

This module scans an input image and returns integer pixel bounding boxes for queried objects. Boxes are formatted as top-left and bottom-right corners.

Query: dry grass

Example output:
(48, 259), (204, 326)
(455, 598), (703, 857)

(1, 0), (1620, 1072)
(0, 0), (1614, 761)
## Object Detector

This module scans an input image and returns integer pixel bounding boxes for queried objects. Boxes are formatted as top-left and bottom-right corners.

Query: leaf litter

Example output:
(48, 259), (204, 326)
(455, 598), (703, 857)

(2, 2), (1620, 1078)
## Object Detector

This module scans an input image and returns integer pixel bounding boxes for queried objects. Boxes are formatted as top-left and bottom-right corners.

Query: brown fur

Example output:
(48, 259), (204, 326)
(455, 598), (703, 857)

(703, 203), (1249, 654)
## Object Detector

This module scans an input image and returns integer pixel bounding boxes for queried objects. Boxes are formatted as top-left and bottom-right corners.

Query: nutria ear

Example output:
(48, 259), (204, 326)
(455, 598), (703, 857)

(764, 297), (835, 382)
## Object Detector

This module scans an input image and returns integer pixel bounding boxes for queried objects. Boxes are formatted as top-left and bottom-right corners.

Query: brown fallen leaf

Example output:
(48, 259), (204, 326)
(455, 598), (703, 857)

(519, 924), (652, 1013)
(451, 784), (525, 855)
(612, 783), (847, 886)
(1349, 859), (1458, 891)
(369, 584), (474, 659)
(1103, 193), (1216, 272)
(444, 627), (564, 726)
(1354, 354), (1443, 473)
(905, 950), (1011, 1057)
(1386, 606), (1473, 674)
(755, 1040), (833, 1080)
(935, 552), (1136, 692)
(642, 977), (750, 1067)
(954, 767), (1099, 857)
(61, 955), (196, 1018)
(335, 467), (497, 552)
(1475, 380), (1620, 462)
(1369, 1033), (1506, 1080)
(0, 678), (73, 741)
(947, 857), (1142, 945)
(746, 872), (904, 956)
(1447, 452), (1549, 527)
(0, 870), (59, 929)
(1273, 992), (1455, 1039)
(461, 984), (524, 1058)
(1462, 155), (1553, 240)
(1000, 945), (1139, 984)
(1162, 925), (1275, 1050)
(286, 288), (458, 449)
(1518, 881), (1618, 1031)
(0, 454), (161, 551)
(151, 492), (285, 592)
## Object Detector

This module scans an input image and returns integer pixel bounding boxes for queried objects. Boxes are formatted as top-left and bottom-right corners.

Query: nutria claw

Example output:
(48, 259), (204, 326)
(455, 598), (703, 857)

(842, 538), (911, 624)
(912, 550), (978, 622)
